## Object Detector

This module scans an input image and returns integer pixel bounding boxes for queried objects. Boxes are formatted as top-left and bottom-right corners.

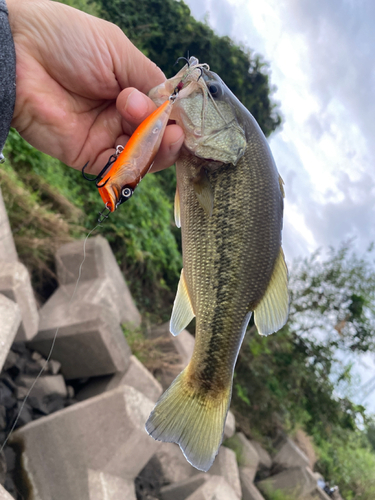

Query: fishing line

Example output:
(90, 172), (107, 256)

(0, 223), (101, 453)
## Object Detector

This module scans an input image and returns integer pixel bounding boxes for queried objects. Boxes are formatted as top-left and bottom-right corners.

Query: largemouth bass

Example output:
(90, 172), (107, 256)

(146, 57), (289, 472)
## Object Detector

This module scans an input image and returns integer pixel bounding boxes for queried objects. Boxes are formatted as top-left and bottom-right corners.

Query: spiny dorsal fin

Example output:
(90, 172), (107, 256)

(174, 185), (181, 228)
(254, 248), (289, 336)
(170, 269), (195, 336)
(192, 170), (214, 217)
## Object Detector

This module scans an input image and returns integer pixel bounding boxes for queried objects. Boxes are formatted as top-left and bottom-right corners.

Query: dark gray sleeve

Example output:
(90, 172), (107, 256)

(0, 0), (16, 162)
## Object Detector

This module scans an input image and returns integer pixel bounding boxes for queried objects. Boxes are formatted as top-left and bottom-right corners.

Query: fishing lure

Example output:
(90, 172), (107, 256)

(82, 95), (178, 221)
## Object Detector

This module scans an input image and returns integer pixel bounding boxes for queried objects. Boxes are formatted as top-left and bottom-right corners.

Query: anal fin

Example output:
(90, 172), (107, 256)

(254, 248), (289, 336)
(170, 269), (195, 336)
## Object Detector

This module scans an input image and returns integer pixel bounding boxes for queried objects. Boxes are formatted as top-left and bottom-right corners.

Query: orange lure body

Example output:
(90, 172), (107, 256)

(98, 99), (174, 211)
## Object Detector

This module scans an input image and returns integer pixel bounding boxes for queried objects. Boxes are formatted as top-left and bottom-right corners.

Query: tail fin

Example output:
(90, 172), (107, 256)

(145, 368), (231, 472)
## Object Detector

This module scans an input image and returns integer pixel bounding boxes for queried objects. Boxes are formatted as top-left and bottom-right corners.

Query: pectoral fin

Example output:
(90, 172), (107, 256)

(170, 269), (195, 336)
(174, 185), (181, 228)
(192, 170), (214, 217)
(254, 248), (289, 336)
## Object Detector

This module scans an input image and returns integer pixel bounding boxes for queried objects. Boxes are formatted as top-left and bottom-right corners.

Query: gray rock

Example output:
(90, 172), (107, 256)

(76, 355), (163, 403)
(107, 355), (162, 402)
(0, 262), (39, 341)
(16, 374), (67, 399)
(2, 349), (19, 371)
(88, 469), (136, 500)
(186, 475), (240, 500)
(150, 442), (198, 484)
(239, 465), (258, 488)
(250, 440), (272, 471)
(55, 236), (141, 327)
(224, 410), (236, 439)
(257, 466), (317, 499)
(210, 446), (241, 499)
(48, 359), (61, 375)
(11, 385), (159, 500)
(0, 294), (21, 371)
(225, 432), (259, 470)
(239, 468), (266, 500)
(273, 437), (310, 473)
(0, 187), (18, 264)
(0, 484), (15, 500)
(29, 286), (131, 379)
(160, 474), (210, 500)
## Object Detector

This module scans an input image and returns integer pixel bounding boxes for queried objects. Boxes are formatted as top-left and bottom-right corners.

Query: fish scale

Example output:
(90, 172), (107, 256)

(179, 148), (281, 392)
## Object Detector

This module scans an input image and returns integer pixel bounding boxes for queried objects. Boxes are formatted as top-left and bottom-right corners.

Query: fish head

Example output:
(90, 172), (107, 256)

(149, 57), (247, 165)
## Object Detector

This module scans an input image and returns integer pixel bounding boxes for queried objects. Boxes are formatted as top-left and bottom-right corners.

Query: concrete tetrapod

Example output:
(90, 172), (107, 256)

(11, 385), (159, 500)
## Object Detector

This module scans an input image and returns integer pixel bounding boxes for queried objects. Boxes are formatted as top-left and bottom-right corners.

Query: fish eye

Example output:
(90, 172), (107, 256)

(207, 81), (223, 98)
(121, 187), (133, 199)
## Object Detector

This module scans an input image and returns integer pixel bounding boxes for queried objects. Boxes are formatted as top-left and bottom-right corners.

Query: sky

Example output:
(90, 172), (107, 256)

(182, 0), (375, 410)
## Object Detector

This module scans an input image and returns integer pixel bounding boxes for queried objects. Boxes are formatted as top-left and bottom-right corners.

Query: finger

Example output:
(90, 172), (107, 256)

(149, 124), (184, 173)
(111, 32), (166, 93)
(116, 88), (158, 130)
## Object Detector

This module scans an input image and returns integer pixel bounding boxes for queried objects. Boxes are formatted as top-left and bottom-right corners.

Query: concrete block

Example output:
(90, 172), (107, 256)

(160, 474), (210, 500)
(11, 385), (159, 500)
(0, 261), (38, 341)
(0, 187), (18, 263)
(16, 374), (67, 399)
(149, 442), (198, 484)
(186, 475), (239, 500)
(149, 323), (195, 389)
(250, 440), (272, 471)
(28, 283), (131, 379)
(273, 437), (310, 472)
(239, 465), (257, 487)
(88, 470), (136, 500)
(55, 236), (141, 327)
(0, 294), (21, 371)
(257, 466), (317, 499)
(76, 355), (163, 403)
(210, 446), (241, 499)
(293, 429), (317, 470)
(239, 468), (266, 500)
(225, 432), (259, 470)
(0, 484), (15, 500)
(224, 410), (235, 439)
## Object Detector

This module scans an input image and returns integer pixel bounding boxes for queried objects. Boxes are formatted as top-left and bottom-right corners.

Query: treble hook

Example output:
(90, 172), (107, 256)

(97, 203), (111, 224)
(82, 154), (117, 185)
(174, 56), (190, 67)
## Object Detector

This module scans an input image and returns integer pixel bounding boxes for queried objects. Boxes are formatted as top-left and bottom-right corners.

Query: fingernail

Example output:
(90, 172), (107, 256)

(125, 89), (148, 118)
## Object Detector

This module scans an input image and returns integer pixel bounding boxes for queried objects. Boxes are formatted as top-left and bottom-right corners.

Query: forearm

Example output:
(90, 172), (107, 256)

(0, 0), (16, 160)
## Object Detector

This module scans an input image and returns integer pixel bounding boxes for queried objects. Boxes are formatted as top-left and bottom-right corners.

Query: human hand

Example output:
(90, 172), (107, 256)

(7, 0), (184, 175)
